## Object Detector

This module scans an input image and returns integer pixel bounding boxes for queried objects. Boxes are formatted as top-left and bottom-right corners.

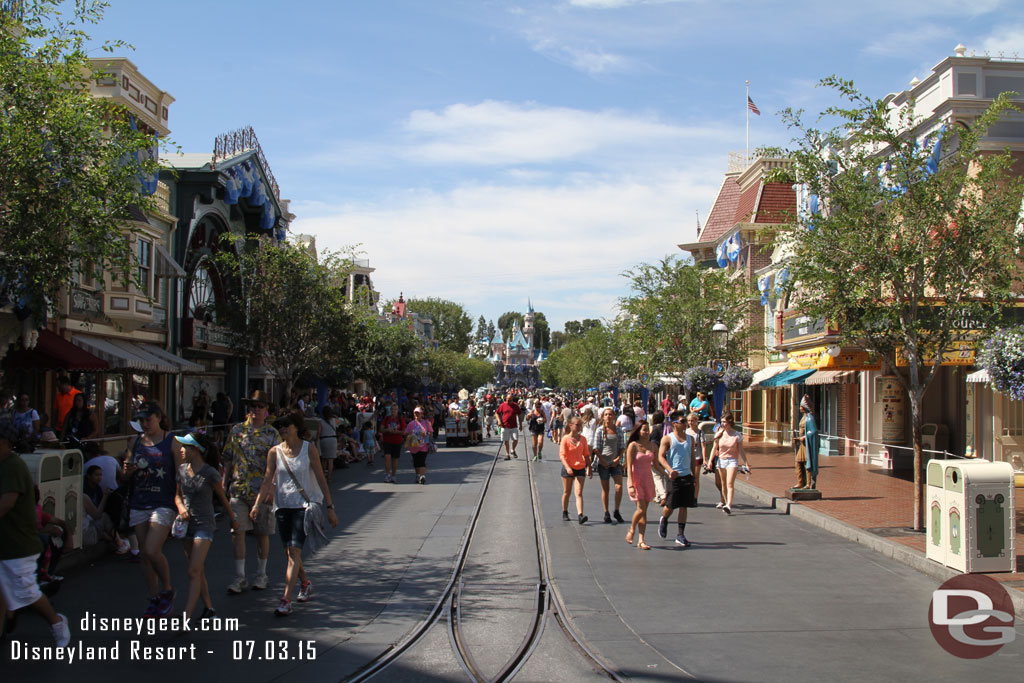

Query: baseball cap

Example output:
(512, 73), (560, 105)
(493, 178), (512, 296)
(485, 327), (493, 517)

(133, 401), (162, 420)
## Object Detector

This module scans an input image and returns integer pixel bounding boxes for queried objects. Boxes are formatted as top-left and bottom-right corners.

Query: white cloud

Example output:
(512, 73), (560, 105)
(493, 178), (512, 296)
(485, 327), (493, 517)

(402, 100), (729, 165)
(979, 25), (1024, 57)
(291, 169), (721, 328)
(530, 38), (632, 75)
(863, 24), (952, 57)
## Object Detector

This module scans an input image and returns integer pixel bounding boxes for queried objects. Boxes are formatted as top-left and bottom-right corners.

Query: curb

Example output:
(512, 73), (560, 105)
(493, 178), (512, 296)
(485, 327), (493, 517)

(734, 478), (1024, 619)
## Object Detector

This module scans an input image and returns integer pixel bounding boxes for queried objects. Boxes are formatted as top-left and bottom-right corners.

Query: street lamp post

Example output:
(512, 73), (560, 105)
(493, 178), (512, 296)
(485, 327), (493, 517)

(611, 359), (620, 409)
(710, 320), (729, 426)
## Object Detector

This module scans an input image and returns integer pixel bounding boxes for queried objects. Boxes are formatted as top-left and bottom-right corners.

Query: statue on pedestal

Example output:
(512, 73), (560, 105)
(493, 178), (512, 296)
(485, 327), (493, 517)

(793, 394), (819, 490)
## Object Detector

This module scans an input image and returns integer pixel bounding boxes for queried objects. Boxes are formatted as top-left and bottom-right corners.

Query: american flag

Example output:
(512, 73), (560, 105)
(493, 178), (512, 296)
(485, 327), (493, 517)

(747, 96), (761, 116)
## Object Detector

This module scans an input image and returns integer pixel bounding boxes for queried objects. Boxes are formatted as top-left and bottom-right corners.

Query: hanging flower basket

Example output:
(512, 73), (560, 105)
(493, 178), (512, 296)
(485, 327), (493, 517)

(650, 379), (665, 391)
(981, 326), (1024, 400)
(721, 366), (754, 391)
(621, 378), (644, 392)
(683, 366), (718, 395)
(598, 381), (614, 393)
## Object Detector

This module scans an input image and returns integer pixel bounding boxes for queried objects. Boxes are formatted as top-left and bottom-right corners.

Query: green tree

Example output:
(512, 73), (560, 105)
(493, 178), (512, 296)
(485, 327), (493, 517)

(405, 297), (474, 353)
(497, 311), (523, 344)
(618, 255), (753, 384)
(540, 326), (618, 389)
(214, 236), (353, 397)
(532, 311), (551, 349)
(475, 315), (488, 341)
(1, 1), (165, 343)
(486, 320), (496, 341)
(564, 319), (602, 338)
(348, 312), (424, 392)
(777, 78), (1024, 530)
(550, 331), (567, 350)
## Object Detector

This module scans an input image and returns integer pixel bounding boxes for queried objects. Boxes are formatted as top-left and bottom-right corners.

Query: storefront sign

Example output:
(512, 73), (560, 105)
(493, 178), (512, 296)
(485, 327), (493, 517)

(787, 346), (881, 371)
(896, 340), (976, 367)
(70, 288), (103, 319)
(782, 313), (828, 344)
(878, 375), (906, 443)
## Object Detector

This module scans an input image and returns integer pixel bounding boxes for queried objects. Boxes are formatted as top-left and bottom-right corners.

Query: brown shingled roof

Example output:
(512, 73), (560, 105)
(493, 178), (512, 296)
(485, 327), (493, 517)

(698, 174), (741, 243)
(754, 183), (797, 224)
(733, 183), (760, 224)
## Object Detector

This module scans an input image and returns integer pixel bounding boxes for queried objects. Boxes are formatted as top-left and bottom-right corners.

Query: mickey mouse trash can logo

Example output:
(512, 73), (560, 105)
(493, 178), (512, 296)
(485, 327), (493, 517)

(929, 574), (1015, 658)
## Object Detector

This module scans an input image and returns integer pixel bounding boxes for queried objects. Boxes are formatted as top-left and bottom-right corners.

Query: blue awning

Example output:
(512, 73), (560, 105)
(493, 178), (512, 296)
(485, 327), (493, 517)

(758, 368), (817, 387)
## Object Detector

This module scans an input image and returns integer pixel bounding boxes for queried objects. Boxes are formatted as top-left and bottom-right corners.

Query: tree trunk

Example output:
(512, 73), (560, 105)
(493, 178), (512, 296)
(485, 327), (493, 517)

(909, 389), (925, 531)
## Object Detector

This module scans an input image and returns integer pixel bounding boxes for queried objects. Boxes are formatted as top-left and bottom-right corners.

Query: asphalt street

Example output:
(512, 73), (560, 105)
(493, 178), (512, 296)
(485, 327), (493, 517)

(4, 432), (1023, 682)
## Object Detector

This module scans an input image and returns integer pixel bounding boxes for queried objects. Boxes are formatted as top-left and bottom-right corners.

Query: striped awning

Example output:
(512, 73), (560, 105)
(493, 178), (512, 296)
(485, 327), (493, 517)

(966, 368), (990, 384)
(804, 370), (858, 385)
(72, 335), (198, 374)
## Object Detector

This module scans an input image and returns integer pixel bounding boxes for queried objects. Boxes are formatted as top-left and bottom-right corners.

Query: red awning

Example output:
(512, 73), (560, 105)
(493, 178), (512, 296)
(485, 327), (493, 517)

(3, 330), (109, 371)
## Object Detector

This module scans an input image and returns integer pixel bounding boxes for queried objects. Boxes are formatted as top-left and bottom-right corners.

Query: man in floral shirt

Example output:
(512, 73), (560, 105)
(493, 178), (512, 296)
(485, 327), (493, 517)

(222, 390), (280, 594)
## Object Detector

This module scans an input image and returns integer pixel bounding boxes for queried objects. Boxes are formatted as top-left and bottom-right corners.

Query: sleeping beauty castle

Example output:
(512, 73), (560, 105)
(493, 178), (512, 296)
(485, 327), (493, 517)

(481, 301), (548, 387)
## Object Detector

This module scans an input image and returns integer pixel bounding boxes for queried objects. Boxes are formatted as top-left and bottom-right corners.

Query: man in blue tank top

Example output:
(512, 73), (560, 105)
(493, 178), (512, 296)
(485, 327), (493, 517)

(655, 410), (698, 547)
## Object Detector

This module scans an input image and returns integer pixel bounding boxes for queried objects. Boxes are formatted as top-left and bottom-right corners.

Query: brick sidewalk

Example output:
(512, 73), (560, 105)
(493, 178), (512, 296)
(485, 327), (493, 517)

(738, 438), (1024, 584)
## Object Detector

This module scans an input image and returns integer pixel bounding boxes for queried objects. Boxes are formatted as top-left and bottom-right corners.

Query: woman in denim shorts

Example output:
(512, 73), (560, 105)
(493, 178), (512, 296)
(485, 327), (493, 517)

(174, 431), (239, 620)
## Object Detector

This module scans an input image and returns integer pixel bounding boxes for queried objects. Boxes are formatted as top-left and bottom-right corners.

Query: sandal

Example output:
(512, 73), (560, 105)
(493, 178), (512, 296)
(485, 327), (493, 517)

(637, 541), (651, 550)
(625, 529), (635, 545)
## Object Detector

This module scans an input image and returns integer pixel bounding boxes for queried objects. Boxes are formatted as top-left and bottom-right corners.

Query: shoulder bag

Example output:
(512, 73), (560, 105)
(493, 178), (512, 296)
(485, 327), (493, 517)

(278, 448), (330, 557)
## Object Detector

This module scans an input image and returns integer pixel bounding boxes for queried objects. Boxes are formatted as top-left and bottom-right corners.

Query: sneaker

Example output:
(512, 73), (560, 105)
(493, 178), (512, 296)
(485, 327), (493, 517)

(715, 502), (725, 509)
(537, 453), (542, 460)
(578, 514), (588, 525)
(562, 510), (570, 521)
(418, 475), (426, 485)
(504, 455), (511, 461)
(200, 607), (217, 620)
(116, 538), (131, 554)
(385, 474), (393, 483)
(144, 595), (160, 617)
(658, 516), (668, 539)
(156, 589), (175, 616)
(613, 510), (625, 524)
(512, 450), (518, 459)
(252, 573), (269, 591)
(51, 614), (70, 648)
(227, 576), (248, 594)
(274, 598), (292, 617)
(297, 580), (313, 603)
(604, 511), (613, 524)
(674, 534), (691, 547)
(723, 505), (731, 515)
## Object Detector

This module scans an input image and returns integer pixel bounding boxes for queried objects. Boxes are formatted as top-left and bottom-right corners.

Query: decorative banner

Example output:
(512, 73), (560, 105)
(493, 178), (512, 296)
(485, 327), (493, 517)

(879, 375), (906, 443)
(716, 241), (729, 268)
(726, 233), (741, 262)
(774, 268), (789, 296)
(758, 274), (772, 306)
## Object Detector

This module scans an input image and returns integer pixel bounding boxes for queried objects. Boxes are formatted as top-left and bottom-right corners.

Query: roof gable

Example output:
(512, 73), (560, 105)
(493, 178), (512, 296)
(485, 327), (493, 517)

(698, 174), (742, 243)
(754, 183), (796, 224)
(733, 183), (760, 224)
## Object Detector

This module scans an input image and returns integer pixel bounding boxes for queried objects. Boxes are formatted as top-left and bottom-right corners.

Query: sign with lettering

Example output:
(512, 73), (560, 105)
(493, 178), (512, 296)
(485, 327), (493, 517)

(70, 288), (103, 319)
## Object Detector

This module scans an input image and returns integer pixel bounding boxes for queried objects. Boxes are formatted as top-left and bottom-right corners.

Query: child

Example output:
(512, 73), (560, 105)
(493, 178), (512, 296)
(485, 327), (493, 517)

(37, 413), (59, 444)
(173, 431), (239, 620)
(361, 421), (378, 466)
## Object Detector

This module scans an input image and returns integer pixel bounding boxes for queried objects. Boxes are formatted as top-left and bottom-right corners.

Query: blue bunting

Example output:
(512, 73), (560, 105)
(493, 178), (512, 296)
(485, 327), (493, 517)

(774, 268), (789, 297)
(223, 168), (240, 205)
(758, 274), (772, 305)
(261, 201), (276, 230)
(727, 233), (741, 262)
(924, 125), (945, 178)
(716, 241), (729, 268)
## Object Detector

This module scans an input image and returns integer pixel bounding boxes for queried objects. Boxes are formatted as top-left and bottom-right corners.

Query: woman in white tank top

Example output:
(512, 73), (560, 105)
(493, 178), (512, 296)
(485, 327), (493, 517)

(252, 411), (337, 617)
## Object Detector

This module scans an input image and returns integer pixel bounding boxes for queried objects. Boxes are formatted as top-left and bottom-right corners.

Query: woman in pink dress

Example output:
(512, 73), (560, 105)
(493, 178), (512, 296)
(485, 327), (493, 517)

(624, 421), (656, 550)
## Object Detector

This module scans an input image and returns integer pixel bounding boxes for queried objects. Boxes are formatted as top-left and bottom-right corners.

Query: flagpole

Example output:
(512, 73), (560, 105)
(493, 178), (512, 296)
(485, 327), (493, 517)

(745, 80), (750, 165)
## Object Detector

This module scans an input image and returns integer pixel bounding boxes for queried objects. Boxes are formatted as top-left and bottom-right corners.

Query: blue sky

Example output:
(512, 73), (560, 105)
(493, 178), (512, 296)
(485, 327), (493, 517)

(90, 0), (1024, 335)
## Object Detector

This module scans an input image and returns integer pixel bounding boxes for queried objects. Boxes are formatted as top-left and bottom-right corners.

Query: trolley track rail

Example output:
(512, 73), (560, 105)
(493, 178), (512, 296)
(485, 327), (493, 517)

(341, 438), (624, 682)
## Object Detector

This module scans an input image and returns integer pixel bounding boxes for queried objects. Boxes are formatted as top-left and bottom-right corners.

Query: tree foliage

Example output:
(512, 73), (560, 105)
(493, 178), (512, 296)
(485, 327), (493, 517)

(348, 311), (425, 392)
(618, 255), (753, 383)
(540, 326), (619, 389)
(423, 350), (494, 390)
(564, 319), (602, 337)
(1, 1), (164, 329)
(405, 297), (474, 353)
(214, 236), (353, 395)
(777, 77), (1024, 529)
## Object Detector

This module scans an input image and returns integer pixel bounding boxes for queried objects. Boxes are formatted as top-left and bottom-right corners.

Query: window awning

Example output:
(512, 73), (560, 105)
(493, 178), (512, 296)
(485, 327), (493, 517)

(750, 365), (787, 387)
(804, 370), (858, 385)
(2, 330), (109, 371)
(72, 335), (178, 373)
(138, 344), (204, 373)
(757, 368), (817, 387)
(154, 244), (186, 278)
(966, 368), (990, 384)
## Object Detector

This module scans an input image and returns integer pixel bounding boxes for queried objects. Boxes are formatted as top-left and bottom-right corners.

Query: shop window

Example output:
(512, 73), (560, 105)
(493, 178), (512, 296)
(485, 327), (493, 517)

(131, 373), (153, 412)
(749, 390), (763, 423)
(1000, 394), (1024, 437)
(104, 374), (124, 435)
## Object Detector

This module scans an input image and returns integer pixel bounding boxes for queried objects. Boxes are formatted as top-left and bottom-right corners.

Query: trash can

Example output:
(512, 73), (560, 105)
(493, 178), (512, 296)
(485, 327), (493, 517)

(698, 421), (717, 461)
(20, 451), (63, 519)
(445, 418), (458, 447)
(61, 449), (84, 550)
(926, 459), (1016, 573)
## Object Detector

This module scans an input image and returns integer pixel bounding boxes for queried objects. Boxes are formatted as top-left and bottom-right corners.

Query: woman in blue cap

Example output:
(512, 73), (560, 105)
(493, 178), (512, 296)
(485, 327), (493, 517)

(174, 431), (239, 620)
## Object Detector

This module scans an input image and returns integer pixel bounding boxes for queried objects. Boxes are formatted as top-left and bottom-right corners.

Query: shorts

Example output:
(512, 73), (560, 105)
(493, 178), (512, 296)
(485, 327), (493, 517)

(276, 508), (307, 549)
(561, 467), (587, 479)
(501, 427), (518, 441)
(553, 420), (564, 430)
(411, 450), (428, 469)
(186, 519), (215, 542)
(231, 498), (276, 535)
(597, 463), (624, 480)
(529, 426), (545, 436)
(717, 456), (740, 469)
(0, 554), (43, 611)
(667, 475), (696, 510)
(129, 506), (176, 529)
(383, 442), (402, 459)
